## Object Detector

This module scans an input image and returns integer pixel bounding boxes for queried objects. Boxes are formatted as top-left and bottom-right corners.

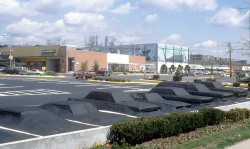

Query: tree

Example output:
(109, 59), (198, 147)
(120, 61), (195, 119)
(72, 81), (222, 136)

(88, 36), (96, 47)
(170, 65), (176, 73)
(177, 64), (183, 72)
(47, 36), (66, 46)
(94, 60), (99, 71)
(160, 64), (168, 74)
(81, 60), (88, 71)
(104, 36), (109, 46)
(109, 37), (116, 46)
(184, 65), (191, 72)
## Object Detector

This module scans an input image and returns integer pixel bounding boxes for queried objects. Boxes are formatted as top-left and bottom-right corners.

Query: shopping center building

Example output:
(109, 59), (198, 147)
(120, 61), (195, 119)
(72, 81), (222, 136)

(0, 43), (189, 73)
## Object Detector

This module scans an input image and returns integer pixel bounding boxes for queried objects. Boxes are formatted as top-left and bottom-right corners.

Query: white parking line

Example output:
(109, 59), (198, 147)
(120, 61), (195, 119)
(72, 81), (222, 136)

(0, 89), (71, 96)
(99, 110), (137, 118)
(0, 126), (42, 137)
(0, 86), (23, 89)
(123, 89), (151, 92)
(66, 119), (101, 127)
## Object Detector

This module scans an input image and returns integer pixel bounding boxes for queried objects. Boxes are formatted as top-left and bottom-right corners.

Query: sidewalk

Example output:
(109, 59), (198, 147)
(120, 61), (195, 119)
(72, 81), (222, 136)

(225, 138), (250, 149)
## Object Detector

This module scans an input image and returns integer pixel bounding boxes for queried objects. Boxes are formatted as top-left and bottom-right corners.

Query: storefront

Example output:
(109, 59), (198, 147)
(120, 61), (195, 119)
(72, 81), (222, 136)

(21, 58), (47, 70)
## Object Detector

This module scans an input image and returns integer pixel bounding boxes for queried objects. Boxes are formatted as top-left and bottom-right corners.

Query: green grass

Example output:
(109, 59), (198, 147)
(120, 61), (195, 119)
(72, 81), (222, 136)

(172, 124), (250, 149)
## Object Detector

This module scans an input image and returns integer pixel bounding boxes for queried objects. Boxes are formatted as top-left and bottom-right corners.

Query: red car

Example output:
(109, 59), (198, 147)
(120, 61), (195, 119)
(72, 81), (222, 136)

(180, 72), (189, 76)
(75, 71), (96, 79)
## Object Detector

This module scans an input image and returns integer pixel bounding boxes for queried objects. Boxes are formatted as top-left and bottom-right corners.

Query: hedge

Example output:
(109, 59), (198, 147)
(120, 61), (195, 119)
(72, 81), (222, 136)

(110, 111), (204, 145)
(93, 77), (130, 82)
(110, 107), (250, 145)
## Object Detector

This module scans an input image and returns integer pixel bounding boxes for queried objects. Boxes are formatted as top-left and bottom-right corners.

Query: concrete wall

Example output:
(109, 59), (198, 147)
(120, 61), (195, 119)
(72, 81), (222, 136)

(107, 53), (129, 64)
(0, 126), (111, 149)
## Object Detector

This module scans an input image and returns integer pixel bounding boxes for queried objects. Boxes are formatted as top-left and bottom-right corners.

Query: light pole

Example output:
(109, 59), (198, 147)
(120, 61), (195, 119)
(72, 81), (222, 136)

(10, 33), (19, 67)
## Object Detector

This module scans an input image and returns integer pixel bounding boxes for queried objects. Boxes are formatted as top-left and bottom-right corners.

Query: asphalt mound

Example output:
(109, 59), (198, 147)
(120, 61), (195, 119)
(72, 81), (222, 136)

(40, 101), (134, 125)
(0, 106), (94, 136)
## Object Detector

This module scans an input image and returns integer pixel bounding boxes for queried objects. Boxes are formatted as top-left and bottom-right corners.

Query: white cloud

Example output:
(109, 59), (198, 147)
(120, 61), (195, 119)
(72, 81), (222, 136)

(193, 40), (218, 48)
(0, 0), (116, 23)
(116, 35), (142, 45)
(64, 12), (106, 29)
(141, 0), (217, 11)
(145, 13), (158, 24)
(159, 34), (182, 44)
(3, 16), (107, 46)
(207, 7), (249, 28)
(124, 24), (152, 35)
(0, 0), (37, 23)
(110, 2), (138, 14)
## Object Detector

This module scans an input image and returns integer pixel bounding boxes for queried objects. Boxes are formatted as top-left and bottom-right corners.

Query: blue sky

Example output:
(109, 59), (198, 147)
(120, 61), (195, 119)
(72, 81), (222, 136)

(0, 0), (249, 60)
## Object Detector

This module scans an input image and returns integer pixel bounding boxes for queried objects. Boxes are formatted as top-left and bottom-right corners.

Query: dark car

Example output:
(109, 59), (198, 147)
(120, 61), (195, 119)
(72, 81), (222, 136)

(68, 90), (162, 117)
(180, 72), (189, 76)
(75, 71), (96, 79)
(1, 67), (19, 74)
(97, 68), (113, 76)
(148, 87), (214, 109)
(195, 82), (248, 98)
(156, 81), (234, 105)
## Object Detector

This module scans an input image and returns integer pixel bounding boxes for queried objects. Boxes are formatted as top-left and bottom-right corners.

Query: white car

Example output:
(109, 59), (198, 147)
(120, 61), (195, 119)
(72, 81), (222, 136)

(27, 69), (46, 75)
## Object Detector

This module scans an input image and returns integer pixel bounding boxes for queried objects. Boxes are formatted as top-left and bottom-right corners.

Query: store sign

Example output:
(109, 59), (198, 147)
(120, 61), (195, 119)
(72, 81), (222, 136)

(42, 49), (56, 53)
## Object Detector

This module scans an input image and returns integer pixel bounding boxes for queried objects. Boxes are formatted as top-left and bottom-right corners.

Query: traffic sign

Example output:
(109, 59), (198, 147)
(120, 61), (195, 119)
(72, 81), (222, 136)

(9, 55), (13, 60)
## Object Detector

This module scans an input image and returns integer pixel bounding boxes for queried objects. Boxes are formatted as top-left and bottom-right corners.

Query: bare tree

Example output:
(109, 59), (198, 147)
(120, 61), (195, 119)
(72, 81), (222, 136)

(47, 36), (66, 46)
(88, 36), (96, 47)
(104, 36), (109, 46)
(109, 37), (116, 46)
(95, 35), (99, 46)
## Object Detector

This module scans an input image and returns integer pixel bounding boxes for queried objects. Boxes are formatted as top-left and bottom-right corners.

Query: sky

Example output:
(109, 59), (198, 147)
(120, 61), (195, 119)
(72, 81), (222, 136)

(0, 0), (249, 60)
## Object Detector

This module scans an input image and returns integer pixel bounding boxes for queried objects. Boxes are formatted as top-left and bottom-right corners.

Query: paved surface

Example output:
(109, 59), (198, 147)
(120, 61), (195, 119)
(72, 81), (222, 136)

(225, 138), (250, 149)
(0, 72), (246, 146)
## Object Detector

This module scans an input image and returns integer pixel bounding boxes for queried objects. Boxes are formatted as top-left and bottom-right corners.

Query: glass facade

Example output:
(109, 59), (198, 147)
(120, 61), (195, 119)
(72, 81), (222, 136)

(81, 43), (189, 72)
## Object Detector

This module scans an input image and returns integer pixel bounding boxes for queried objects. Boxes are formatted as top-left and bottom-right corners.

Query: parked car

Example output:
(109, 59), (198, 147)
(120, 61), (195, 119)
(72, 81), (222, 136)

(96, 68), (113, 76)
(196, 71), (203, 75)
(73, 71), (80, 77)
(1, 67), (19, 74)
(15, 67), (28, 75)
(180, 72), (189, 76)
(0, 67), (4, 72)
(188, 71), (196, 76)
(75, 71), (96, 79)
(27, 69), (46, 75)
(203, 71), (211, 75)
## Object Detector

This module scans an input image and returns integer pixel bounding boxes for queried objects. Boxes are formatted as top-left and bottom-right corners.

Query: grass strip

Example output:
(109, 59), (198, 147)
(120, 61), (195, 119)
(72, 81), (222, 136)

(173, 124), (250, 149)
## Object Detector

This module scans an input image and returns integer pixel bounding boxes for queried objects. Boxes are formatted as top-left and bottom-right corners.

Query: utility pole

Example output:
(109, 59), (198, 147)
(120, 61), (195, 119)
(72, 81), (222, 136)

(229, 42), (232, 77)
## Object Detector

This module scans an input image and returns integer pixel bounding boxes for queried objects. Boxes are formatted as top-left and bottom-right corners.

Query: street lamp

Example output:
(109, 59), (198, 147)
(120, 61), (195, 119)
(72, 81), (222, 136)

(10, 33), (19, 67)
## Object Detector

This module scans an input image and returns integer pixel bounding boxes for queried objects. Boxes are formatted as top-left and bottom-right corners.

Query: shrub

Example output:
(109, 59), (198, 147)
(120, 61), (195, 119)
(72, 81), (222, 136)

(233, 82), (240, 87)
(198, 107), (224, 125)
(110, 111), (203, 145)
(225, 110), (240, 122)
(206, 78), (216, 82)
(153, 75), (160, 80)
(225, 108), (248, 122)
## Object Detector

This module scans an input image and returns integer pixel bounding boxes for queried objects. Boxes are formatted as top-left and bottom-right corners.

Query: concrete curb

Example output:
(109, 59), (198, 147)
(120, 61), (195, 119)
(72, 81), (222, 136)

(0, 126), (111, 149)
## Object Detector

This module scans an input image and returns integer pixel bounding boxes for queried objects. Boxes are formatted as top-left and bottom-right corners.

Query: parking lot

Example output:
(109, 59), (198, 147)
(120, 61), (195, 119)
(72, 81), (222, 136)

(0, 73), (242, 146)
